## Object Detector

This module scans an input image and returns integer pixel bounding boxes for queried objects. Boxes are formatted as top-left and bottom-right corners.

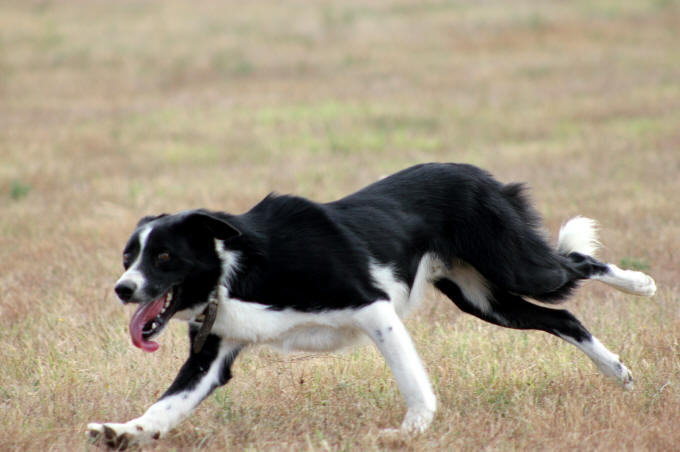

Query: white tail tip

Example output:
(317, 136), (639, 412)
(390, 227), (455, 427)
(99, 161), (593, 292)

(558, 216), (600, 257)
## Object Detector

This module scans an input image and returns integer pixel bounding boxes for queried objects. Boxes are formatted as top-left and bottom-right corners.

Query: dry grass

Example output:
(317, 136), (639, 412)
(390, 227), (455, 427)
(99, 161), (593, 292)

(1, 0), (679, 450)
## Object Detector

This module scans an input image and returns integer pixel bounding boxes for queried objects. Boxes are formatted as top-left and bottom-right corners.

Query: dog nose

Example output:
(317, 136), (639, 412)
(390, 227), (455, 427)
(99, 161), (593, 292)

(115, 281), (137, 302)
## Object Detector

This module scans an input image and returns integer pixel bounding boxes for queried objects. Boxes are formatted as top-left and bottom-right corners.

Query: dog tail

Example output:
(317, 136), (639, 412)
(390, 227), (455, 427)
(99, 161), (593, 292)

(557, 216), (600, 257)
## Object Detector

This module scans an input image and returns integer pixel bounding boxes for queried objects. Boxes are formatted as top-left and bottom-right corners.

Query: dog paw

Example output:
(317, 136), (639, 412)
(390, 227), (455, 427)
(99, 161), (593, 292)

(87, 422), (160, 450)
(619, 363), (634, 390)
(398, 406), (434, 434)
(593, 358), (634, 390)
(621, 270), (656, 297)
(376, 407), (433, 439)
(617, 268), (656, 296)
(635, 273), (656, 297)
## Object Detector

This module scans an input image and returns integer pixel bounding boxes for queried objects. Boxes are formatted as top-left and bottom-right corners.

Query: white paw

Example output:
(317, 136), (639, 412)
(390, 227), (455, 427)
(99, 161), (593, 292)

(621, 365), (634, 390)
(377, 406), (434, 437)
(612, 268), (656, 296)
(617, 269), (656, 297)
(87, 421), (160, 450)
(632, 272), (656, 297)
(399, 406), (434, 434)
(580, 337), (634, 390)
(592, 357), (634, 390)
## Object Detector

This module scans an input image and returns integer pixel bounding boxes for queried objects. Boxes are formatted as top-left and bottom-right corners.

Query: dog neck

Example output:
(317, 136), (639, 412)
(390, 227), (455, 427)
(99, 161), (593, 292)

(192, 298), (219, 354)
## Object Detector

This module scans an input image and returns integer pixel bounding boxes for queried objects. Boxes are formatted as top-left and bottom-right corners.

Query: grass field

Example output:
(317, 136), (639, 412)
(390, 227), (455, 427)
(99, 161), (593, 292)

(1, 0), (679, 450)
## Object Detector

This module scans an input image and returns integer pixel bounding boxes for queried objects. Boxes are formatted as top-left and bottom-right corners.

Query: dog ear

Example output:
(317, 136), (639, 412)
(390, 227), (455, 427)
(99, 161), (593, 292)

(185, 211), (241, 241)
(137, 213), (168, 227)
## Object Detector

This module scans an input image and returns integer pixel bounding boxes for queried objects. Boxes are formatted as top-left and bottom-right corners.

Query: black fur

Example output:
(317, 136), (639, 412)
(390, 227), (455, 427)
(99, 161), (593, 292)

(117, 163), (613, 338)
(162, 332), (240, 398)
(171, 163), (603, 313)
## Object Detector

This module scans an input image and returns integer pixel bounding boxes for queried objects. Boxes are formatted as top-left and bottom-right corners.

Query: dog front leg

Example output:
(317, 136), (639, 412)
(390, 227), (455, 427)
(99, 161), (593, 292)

(88, 333), (241, 450)
(353, 301), (436, 434)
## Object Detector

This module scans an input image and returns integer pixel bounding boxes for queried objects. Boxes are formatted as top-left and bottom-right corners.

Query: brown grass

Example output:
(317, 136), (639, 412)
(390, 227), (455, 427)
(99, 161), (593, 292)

(1, 0), (679, 450)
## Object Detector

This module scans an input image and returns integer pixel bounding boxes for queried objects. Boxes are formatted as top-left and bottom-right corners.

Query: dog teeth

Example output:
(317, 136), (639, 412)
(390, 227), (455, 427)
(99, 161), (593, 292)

(161, 292), (172, 314)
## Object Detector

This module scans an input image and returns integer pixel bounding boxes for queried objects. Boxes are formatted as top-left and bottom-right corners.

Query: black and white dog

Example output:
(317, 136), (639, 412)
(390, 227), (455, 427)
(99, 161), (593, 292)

(88, 163), (656, 449)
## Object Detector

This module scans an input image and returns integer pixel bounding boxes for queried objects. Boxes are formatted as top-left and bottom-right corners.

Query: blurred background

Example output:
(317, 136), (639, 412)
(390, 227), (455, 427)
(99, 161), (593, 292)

(1, 1), (679, 450)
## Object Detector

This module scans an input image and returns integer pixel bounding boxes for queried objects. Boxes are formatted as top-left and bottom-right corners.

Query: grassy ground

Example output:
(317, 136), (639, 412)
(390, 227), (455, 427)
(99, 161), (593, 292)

(1, 0), (679, 450)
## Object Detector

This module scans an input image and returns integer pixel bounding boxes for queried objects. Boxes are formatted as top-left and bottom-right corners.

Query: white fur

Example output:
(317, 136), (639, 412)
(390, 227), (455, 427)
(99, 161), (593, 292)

(370, 260), (412, 317)
(215, 239), (241, 287)
(446, 260), (493, 314)
(88, 343), (241, 442)
(211, 298), (367, 352)
(352, 301), (436, 433)
(405, 253), (447, 318)
(592, 264), (657, 297)
(136, 343), (239, 431)
(558, 216), (600, 257)
(205, 257), (440, 353)
(558, 334), (633, 389)
(115, 225), (151, 300)
(207, 261), (437, 432)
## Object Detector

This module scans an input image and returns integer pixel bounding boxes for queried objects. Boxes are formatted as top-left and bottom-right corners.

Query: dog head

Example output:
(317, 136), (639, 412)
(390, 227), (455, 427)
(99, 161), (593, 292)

(114, 210), (240, 352)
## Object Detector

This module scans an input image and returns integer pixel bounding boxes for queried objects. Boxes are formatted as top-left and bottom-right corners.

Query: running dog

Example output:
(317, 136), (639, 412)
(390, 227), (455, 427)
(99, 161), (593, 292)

(88, 163), (656, 449)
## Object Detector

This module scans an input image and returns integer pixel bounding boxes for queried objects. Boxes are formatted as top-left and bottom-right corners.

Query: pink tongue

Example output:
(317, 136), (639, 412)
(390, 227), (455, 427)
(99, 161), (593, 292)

(129, 295), (166, 352)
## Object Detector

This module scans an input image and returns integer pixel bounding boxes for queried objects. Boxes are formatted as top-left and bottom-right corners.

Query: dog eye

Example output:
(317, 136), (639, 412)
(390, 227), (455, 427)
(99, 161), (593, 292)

(157, 252), (171, 264)
(122, 253), (132, 269)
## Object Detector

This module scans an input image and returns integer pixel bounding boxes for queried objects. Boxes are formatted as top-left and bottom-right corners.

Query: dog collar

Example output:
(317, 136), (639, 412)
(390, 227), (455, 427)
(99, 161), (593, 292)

(192, 298), (218, 354)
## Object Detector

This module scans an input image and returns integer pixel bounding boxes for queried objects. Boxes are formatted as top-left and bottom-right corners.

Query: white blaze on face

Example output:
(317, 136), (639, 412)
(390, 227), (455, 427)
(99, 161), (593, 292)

(115, 225), (152, 301)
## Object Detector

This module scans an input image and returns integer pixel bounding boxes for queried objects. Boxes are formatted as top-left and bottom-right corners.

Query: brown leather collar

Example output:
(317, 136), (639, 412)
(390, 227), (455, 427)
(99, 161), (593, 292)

(192, 298), (219, 354)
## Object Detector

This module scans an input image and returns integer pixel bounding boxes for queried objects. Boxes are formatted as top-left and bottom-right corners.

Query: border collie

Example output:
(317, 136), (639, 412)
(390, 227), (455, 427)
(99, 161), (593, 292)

(88, 163), (656, 449)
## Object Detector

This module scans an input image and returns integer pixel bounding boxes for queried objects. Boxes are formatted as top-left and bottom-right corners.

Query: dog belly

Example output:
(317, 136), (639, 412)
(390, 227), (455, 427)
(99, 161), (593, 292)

(270, 326), (369, 352)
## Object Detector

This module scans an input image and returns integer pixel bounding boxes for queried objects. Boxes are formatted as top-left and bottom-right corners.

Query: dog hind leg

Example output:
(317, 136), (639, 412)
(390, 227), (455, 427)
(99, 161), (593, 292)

(557, 217), (656, 297)
(434, 277), (633, 388)
(589, 262), (656, 296)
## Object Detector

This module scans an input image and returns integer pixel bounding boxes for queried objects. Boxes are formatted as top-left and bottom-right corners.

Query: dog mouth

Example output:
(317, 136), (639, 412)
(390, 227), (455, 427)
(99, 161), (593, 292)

(129, 288), (178, 352)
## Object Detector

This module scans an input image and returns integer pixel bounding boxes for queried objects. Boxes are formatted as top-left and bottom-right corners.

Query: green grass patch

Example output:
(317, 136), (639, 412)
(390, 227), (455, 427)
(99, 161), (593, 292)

(9, 179), (31, 200)
(619, 257), (650, 272)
